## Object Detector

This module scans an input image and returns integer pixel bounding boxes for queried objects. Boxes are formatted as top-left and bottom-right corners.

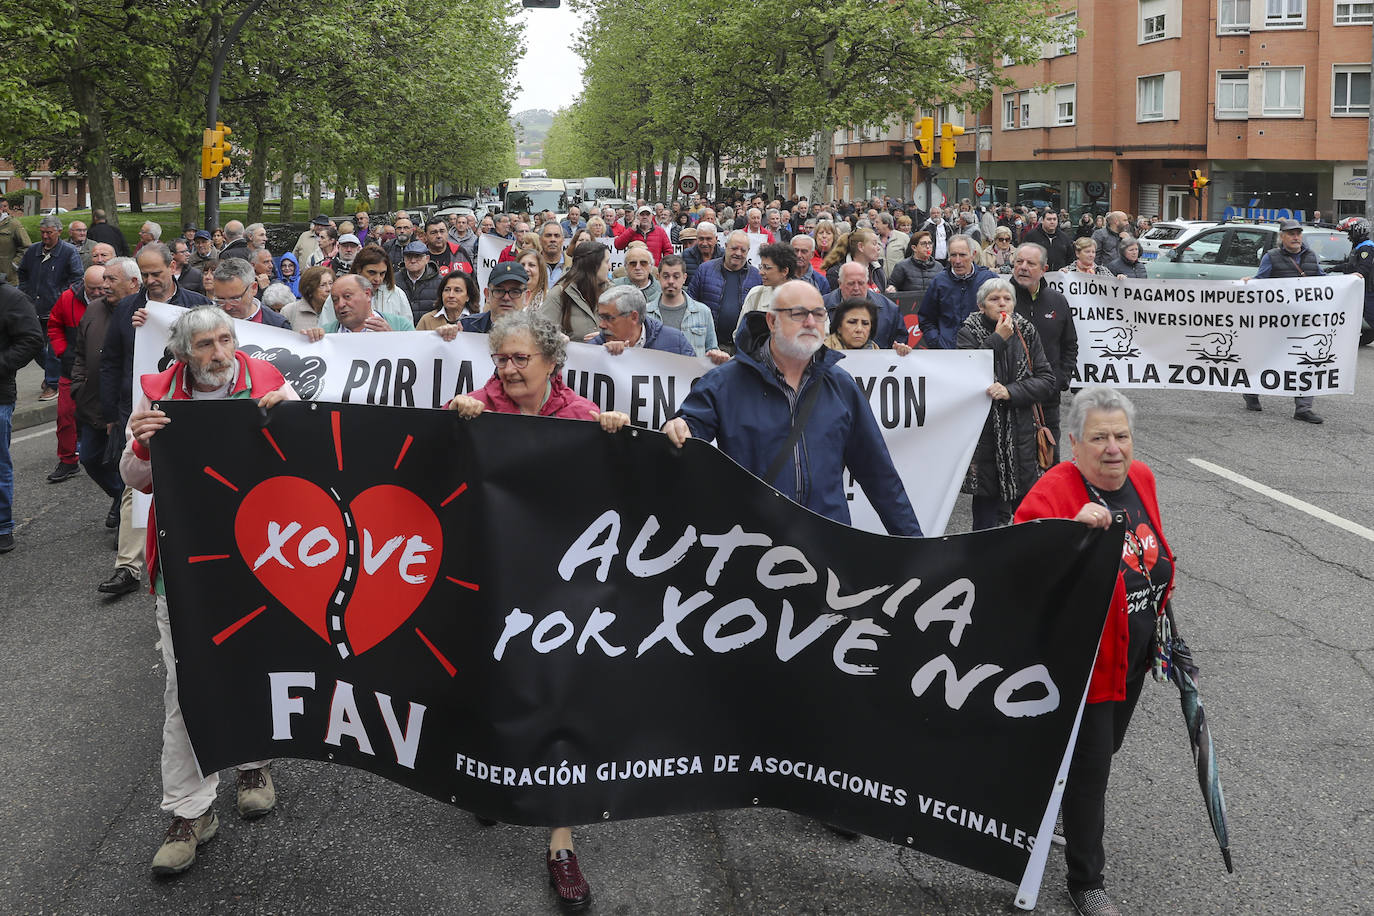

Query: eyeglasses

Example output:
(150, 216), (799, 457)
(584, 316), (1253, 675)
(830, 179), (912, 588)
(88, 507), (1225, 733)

(771, 307), (828, 322)
(488, 286), (524, 300)
(596, 310), (629, 322)
(491, 353), (534, 369)
(211, 287), (249, 308)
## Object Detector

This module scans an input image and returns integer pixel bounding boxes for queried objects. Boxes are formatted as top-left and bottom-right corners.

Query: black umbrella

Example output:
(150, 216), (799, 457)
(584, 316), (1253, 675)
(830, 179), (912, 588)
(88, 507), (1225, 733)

(1169, 637), (1234, 873)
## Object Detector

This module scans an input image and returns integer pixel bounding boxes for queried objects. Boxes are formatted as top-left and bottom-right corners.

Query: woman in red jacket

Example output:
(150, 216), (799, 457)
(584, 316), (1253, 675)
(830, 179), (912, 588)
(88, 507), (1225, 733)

(447, 309), (627, 911)
(1013, 385), (1176, 916)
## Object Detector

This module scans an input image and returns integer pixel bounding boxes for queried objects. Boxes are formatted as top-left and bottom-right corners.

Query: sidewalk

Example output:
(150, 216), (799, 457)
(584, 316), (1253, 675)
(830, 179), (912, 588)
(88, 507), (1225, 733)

(12, 362), (58, 432)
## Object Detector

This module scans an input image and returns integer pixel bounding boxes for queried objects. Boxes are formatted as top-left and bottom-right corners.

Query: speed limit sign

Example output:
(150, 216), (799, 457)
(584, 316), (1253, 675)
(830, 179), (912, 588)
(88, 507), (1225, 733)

(677, 174), (699, 195)
(973, 176), (986, 197)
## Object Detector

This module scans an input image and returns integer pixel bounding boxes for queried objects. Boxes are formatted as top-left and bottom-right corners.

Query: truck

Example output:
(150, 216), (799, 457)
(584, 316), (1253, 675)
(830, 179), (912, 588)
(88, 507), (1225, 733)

(579, 177), (625, 209)
(501, 176), (568, 216)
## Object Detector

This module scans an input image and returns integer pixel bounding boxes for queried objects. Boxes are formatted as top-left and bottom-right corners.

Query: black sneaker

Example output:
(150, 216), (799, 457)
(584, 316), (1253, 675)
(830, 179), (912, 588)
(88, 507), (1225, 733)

(0, 533), (13, 554)
(47, 461), (80, 483)
(1070, 887), (1122, 916)
(105, 495), (121, 529)
(1294, 410), (1324, 424)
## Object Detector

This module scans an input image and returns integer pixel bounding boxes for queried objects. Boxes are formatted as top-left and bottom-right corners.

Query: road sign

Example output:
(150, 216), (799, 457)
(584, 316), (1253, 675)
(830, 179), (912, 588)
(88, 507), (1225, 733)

(677, 174), (699, 195)
(973, 176), (986, 198)
(1085, 180), (1107, 200)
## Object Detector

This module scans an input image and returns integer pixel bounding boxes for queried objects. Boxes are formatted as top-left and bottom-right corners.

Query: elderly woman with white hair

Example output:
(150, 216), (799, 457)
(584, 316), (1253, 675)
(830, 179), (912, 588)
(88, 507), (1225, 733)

(1014, 385), (1178, 916)
(956, 276), (1057, 529)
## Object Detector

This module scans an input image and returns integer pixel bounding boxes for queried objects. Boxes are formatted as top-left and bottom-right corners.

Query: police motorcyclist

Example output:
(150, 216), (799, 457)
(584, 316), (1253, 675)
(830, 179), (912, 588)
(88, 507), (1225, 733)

(1333, 217), (1373, 345)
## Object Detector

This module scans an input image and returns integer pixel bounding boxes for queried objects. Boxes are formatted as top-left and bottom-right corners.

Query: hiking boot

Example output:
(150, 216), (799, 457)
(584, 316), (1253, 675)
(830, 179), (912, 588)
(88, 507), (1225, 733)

(236, 765), (276, 819)
(46, 461), (79, 483)
(1070, 887), (1123, 916)
(151, 810), (218, 876)
(547, 848), (591, 911)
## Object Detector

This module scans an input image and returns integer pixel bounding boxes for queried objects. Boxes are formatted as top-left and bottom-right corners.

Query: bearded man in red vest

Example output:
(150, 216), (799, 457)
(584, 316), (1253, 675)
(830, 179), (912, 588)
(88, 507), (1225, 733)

(120, 305), (298, 877)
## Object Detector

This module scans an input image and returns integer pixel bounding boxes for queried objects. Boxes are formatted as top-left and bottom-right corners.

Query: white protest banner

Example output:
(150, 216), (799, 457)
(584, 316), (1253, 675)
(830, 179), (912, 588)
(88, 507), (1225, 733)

(746, 231), (768, 268)
(1051, 273), (1363, 394)
(475, 233), (507, 299)
(135, 302), (993, 535)
(599, 235), (626, 273)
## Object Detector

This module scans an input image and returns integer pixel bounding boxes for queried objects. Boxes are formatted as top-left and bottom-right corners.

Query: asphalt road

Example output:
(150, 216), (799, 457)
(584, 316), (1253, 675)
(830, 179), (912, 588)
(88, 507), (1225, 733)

(3, 354), (1373, 915)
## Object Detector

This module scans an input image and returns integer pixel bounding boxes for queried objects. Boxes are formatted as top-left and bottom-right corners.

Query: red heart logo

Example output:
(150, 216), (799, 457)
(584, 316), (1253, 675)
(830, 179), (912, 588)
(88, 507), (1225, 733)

(1121, 523), (1159, 576)
(234, 479), (443, 655)
(235, 476), (347, 644)
(344, 485), (443, 655)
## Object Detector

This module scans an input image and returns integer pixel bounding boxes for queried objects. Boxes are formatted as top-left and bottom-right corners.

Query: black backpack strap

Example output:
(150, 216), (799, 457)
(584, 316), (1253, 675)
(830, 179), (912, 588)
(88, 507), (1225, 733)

(763, 375), (824, 487)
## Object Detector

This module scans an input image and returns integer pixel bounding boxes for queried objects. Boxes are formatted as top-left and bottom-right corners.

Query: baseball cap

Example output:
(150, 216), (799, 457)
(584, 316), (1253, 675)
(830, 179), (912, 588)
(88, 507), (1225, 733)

(1277, 218), (1301, 232)
(338, 233), (361, 246)
(487, 262), (529, 286)
(311, 214), (333, 227)
(636, 206), (653, 216)
(193, 229), (212, 241)
(403, 241), (429, 255)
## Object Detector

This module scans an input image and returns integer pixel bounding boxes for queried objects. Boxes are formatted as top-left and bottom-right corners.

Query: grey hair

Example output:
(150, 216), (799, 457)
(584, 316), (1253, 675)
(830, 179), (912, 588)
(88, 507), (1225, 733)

(1066, 386), (1135, 441)
(876, 212), (894, 228)
(695, 221), (717, 237)
(855, 218), (873, 230)
(976, 276), (1016, 307)
(261, 282), (296, 311)
(792, 233), (815, 250)
(137, 241), (173, 267)
(167, 305), (236, 363)
(141, 221), (162, 240)
(489, 311), (568, 369)
(747, 207), (762, 219)
(1118, 234), (1139, 251)
(104, 257), (140, 286)
(946, 233), (976, 254)
(213, 257), (256, 289)
(335, 273), (373, 298)
(39, 214), (62, 230)
(600, 284), (646, 319)
(246, 222), (265, 237)
(1016, 242), (1048, 267)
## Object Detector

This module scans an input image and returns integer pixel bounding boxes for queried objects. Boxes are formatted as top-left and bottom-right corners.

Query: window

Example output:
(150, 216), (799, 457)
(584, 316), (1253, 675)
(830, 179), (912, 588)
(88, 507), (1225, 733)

(1219, 0), (1251, 31)
(1138, 75), (1165, 120)
(1265, 0), (1304, 26)
(1003, 91), (1027, 129)
(1051, 13), (1077, 55)
(1055, 84), (1076, 125)
(1220, 230), (1271, 268)
(1144, 13), (1166, 39)
(1177, 230), (1226, 264)
(1217, 71), (1249, 118)
(1141, 0), (1167, 40)
(1335, 1), (1372, 23)
(1333, 66), (1371, 115)
(1262, 67), (1303, 116)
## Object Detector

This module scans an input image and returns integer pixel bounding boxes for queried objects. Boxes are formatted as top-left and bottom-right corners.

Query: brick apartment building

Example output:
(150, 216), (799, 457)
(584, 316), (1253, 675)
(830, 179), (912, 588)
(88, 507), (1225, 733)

(0, 161), (203, 212)
(783, 0), (1370, 221)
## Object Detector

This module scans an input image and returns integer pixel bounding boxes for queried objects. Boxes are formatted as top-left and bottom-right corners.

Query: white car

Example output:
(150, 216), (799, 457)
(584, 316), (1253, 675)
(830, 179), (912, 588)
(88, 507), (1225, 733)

(1137, 220), (1219, 261)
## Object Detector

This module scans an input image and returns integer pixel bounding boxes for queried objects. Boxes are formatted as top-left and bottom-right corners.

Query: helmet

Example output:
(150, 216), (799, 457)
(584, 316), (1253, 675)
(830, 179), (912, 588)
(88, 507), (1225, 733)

(1340, 217), (1370, 246)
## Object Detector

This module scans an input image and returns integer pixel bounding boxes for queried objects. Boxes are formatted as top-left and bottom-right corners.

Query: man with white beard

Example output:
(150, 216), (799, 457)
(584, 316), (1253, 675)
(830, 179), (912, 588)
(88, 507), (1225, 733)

(120, 306), (298, 877)
(662, 280), (922, 536)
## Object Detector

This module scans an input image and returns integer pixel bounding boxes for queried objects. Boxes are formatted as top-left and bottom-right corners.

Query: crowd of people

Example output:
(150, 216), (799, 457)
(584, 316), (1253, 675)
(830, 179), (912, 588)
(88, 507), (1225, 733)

(1, 187), (1372, 916)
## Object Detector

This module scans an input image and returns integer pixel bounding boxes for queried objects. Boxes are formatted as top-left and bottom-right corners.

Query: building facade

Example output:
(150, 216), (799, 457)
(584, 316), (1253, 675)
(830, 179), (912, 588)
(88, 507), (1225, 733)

(783, 0), (1371, 220)
(0, 160), (203, 212)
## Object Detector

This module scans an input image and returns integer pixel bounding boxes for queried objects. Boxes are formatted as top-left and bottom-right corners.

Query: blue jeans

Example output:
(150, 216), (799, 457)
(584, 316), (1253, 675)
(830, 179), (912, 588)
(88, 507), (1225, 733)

(78, 422), (124, 498)
(0, 403), (13, 535)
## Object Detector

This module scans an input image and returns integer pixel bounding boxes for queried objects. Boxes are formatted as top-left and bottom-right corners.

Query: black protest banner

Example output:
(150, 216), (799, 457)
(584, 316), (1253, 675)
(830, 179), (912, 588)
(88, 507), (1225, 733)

(150, 400), (1121, 896)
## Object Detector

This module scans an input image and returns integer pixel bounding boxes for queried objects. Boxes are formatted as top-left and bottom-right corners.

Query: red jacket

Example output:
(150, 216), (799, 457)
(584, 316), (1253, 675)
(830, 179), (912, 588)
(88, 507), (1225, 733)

(470, 371), (600, 420)
(612, 223), (672, 265)
(48, 285), (88, 362)
(1013, 460), (1175, 703)
(129, 353), (289, 593)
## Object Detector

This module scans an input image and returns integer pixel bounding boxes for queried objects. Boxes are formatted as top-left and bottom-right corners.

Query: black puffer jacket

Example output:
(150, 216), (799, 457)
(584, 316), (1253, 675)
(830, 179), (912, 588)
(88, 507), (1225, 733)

(889, 256), (942, 301)
(956, 312), (1057, 500)
(398, 262), (442, 322)
(0, 284), (43, 405)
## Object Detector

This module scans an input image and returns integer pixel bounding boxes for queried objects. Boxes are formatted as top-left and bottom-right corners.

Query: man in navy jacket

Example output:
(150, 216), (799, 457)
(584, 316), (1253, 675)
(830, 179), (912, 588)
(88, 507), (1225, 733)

(663, 281), (921, 536)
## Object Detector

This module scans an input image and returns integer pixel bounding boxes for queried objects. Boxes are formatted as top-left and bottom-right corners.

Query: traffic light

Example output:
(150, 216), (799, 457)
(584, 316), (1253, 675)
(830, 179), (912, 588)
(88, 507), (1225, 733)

(940, 122), (965, 169)
(1189, 168), (1209, 200)
(916, 117), (935, 169)
(200, 122), (232, 180)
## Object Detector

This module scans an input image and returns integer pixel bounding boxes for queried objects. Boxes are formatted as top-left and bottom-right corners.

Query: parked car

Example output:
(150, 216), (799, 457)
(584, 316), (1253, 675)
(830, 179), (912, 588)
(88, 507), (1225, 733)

(1137, 220), (1219, 261)
(1145, 222), (1351, 281)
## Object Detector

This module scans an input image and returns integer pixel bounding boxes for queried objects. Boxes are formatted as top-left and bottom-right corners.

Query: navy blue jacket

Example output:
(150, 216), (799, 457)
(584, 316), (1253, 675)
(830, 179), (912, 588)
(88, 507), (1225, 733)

(675, 312), (921, 536)
(917, 265), (996, 350)
(590, 316), (696, 355)
(100, 284), (211, 426)
(682, 244), (724, 284)
(460, 310), (494, 333)
(686, 258), (761, 345)
(17, 241), (83, 316)
(803, 268), (831, 296)
(822, 287), (903, 348)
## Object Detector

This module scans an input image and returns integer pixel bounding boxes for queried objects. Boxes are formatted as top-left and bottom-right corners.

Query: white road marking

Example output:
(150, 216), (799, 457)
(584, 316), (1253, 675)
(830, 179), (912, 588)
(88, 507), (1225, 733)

(1189, 457), (1374, 543)
(10, 423), (56, 445)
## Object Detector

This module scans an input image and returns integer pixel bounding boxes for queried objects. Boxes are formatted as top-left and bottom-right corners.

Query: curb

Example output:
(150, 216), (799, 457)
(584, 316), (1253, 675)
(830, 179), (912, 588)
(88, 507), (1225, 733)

(13, 400), (57, 433)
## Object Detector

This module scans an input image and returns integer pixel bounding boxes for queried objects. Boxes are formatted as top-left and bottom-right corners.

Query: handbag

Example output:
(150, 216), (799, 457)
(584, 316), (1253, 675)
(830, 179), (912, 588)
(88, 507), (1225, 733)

(1014, 325), (1057, 469)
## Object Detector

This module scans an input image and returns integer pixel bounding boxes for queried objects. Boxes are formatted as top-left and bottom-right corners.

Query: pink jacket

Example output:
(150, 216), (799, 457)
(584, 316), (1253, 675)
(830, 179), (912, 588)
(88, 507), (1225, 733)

(470, 371), (601, 420)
